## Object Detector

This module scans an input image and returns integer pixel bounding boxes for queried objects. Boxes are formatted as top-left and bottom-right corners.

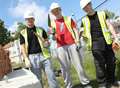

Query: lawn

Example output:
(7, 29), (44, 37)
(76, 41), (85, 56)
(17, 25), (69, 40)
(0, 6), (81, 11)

(47, 51), (120, 88)
(43, 49), (120, 88)
(43, 50), (97, 88)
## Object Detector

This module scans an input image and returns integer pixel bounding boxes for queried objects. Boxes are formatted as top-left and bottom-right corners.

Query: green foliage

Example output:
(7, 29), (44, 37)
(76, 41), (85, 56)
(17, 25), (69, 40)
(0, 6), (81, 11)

(50, 51), (96, 88)
(17, 22), (26, 31)
(0, 19), (11, 45)
(11, 22), (26, 41)
(104, 10), (115, 19)
(115, 16), (120, 19)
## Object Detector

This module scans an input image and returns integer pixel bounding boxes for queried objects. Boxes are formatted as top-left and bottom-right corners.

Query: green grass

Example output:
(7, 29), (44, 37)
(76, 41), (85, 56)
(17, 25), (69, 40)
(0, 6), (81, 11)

(48, 51), (97, 88)
(42, 50), (120, 88)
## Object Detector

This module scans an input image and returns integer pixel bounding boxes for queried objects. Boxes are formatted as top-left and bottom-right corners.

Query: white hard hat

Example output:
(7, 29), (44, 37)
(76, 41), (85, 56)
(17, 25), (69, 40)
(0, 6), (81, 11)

(80, 0), (91, 9)
(50, 2), (60, 11)
(24, 10), (34, 19)
(116, 17), (120, 22)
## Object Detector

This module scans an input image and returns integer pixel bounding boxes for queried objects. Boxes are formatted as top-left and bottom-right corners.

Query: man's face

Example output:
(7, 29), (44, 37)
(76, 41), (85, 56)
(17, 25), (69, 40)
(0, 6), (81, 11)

(51, 8), (61, 17)
(83, 3), (93, 14)
(25, 18), (35, 28)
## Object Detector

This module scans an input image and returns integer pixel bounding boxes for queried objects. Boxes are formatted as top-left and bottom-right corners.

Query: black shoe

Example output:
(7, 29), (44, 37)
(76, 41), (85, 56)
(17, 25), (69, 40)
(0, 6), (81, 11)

(106, 82), (119, 88)
(111, 82), (119, 88)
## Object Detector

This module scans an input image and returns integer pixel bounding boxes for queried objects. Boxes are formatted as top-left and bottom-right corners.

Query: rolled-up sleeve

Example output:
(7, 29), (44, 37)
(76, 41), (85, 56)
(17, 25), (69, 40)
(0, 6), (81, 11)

(20, 34), (25, 44)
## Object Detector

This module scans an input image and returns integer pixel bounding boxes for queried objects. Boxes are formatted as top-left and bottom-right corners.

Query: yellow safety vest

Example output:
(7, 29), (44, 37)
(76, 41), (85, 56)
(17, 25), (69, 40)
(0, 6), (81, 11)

(82, 11), (112, 50)
(51, 16), (79, 44)
(20, 27), (51, 59)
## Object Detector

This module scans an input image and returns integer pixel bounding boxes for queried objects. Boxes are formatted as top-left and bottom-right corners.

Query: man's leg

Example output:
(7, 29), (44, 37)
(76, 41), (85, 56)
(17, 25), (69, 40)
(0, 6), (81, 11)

(29, 54), (43, 88)
(57, 46), (72, 88)
(104, 48), (116, 86)
(92, 50), (106, 87)
(43, 59), (59, 88)
(68, 44), (90, 85)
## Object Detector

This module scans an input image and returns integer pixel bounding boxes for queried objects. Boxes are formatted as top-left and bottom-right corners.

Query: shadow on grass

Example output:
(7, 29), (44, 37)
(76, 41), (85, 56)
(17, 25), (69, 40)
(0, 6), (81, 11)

(72, 80), (98, 88)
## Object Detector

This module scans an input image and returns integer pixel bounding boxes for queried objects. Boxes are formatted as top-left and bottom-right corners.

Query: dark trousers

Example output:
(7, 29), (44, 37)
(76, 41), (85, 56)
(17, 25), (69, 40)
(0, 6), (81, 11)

(92, 48), (116, 87)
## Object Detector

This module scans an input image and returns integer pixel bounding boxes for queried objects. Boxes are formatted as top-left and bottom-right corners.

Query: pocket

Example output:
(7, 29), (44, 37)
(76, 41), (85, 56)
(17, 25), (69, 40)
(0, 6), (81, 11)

(92, 37), (106, 50)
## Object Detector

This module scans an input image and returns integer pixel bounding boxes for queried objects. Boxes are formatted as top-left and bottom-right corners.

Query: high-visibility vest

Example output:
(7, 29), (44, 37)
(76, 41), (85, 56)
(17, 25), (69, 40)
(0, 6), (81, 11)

(82, 11), (112, 50)
(20, 27), (51, 59)
(51, 16), (79, 44)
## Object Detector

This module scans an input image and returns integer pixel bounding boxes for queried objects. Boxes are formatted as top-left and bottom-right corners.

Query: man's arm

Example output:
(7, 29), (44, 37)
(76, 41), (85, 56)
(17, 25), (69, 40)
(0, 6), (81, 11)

(78, 21), (85, 39)
(42, 29), (48, 39)
(42, 29), (50, 47)
(105, 12), (117, 38)
(106, 20), (117, 38)
(71, 19), (80, 43)
(20, 34), (28, 58)
(20, 44), (28, 58)
(20, 34), (31, 67)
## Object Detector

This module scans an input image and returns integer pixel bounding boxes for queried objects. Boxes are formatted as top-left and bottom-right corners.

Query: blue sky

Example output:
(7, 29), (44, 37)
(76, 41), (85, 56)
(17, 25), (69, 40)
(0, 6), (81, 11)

(0, 0), (120, 32)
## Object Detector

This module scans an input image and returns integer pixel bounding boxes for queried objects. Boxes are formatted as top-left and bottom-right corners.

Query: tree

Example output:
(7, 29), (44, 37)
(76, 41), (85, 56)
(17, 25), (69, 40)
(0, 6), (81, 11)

(11, 22), (26, 40)
(104, 10), (115, 19)
(0, 19), (10, 45)
(114, 16), (120, 19)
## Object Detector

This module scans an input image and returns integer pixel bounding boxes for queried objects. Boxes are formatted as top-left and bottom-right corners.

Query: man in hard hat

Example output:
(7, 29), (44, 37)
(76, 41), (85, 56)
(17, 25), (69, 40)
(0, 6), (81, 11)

(20, 10), (59, 88)
(49, 2), (92, 88)
(80, 0), (118, 87)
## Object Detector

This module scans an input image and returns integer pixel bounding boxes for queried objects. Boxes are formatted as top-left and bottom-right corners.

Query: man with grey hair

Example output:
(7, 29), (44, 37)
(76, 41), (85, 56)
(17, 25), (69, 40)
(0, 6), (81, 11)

(20, 10), (59, 88)
(49, 2), (92, 88)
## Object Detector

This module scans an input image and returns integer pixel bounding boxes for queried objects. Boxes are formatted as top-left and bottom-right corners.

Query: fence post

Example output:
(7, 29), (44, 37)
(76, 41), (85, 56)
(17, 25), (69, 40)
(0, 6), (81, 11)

(0, 45), (12, 79)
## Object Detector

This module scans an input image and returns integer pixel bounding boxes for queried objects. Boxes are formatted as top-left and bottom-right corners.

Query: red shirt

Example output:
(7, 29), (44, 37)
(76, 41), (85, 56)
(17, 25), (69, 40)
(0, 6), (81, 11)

(55, 17), (76, 47)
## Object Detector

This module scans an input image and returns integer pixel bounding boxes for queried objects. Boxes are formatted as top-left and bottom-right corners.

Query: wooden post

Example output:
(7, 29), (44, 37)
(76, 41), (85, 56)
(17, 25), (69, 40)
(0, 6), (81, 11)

(0, 45), (12, 79)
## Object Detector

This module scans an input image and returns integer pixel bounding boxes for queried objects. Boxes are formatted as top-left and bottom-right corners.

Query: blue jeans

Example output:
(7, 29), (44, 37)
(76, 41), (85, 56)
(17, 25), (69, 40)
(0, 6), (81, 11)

(29, 53), (59, 88)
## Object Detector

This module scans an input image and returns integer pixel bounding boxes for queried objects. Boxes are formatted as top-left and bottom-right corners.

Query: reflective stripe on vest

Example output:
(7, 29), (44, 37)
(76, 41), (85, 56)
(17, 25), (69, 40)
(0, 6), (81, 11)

(51, 16), (79, 43)
(20, 27), (51, 59)
(82, 11), (112, 50)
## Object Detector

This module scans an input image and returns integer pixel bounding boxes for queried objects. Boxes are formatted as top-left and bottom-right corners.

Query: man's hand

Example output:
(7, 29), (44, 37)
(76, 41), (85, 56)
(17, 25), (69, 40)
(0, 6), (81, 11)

(76, 42), (81, 51)
(24, 57), (31, 68)
(112, 35), (120, 51)
(43, 41), (50, 48)
(112, 42), (120, 51)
